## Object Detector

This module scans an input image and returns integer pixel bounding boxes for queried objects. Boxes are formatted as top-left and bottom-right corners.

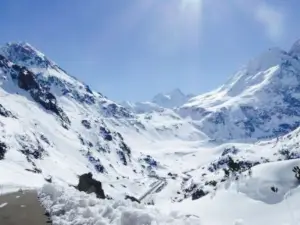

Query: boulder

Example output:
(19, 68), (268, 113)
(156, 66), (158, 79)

(77, 172), (105, 199)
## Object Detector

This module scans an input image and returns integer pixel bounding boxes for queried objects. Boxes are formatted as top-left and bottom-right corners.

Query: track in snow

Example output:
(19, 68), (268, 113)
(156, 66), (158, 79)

(138, 178), (167, 203)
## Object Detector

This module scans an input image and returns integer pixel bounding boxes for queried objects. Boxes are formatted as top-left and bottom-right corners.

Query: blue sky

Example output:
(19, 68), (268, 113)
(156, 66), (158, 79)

(0, 0), (299, 101)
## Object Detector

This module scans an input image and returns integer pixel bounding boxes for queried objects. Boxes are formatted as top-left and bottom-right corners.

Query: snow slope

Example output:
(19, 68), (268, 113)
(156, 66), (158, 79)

(179, 41), (300, 140)
(39, 183), (201, 225)
(0, 41), (300, 225)
(0, 42), (205, 197)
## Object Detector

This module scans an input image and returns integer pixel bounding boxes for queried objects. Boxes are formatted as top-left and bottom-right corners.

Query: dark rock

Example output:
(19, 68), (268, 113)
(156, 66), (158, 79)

(192, 189), (208, 200)
(278, 148), (300, 160)
(125, 195), (140, 203)
(100, 126), (113, 141)
(40, 134), (50, 145)
(45, 175), (52, 183)
(11, 66), (71, 127)
(117, 150), (127, 165)
(0, 141), (7, 160)
(144, 155), (157, 167)
(86, 151), (106, 173)
(18, 68), (39, 90)
(221, 146), (240, 156)
(293, 166), (300, 181)
(205, 180), (217, 187)
(119, 142), (131, 156)
(85, 85), (93, 94)
(77, 172), (105, 199)
(271, 186), (278, 193)
(81, 120), (91, 129)
(25, 167), (42, 173)
(30, 88), (70, 126)
(0, 104), (16, 118)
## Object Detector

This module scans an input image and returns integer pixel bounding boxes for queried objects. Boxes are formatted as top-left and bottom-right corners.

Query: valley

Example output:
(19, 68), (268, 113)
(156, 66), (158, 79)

(0, 41), (300, 224)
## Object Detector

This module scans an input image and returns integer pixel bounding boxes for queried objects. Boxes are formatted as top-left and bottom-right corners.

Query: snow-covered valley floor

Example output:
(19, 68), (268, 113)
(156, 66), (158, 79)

(1, 122), (300, 225)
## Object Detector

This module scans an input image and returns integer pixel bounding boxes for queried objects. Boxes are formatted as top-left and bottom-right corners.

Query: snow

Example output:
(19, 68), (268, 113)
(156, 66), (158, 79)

(39, 183), (202, 225)
(0, 203), (8, 208)
(178, 43), (300, 140)
(1, 40), (300, 224)
(162, 160), (300, 225)
(122, 89), (194, 113)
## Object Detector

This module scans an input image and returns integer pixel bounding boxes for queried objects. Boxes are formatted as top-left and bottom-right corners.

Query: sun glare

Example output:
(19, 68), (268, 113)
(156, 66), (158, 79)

(181, 0), (203, 9)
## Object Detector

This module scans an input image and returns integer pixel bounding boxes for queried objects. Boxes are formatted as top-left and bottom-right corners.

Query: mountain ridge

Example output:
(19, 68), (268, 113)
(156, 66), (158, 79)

(121, 88), (194, 113)
(1, 41), (300, 224)
(178, 40), (300, 140)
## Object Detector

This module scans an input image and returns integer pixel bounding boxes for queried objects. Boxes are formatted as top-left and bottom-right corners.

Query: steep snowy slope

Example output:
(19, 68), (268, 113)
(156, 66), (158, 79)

(122, 89), (194, 113)
(1, 41), (300, 225)
(179, 42), (300, 140)
(0, 42), (206, 196)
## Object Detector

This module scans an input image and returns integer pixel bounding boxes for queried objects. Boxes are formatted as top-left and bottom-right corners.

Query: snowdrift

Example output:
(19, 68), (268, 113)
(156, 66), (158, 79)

(39, 183), (202, 225)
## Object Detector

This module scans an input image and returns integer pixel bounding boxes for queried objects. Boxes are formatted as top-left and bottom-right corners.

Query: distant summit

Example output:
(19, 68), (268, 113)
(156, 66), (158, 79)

(152, 88), (194, 109)
(121, 88), (194, 113)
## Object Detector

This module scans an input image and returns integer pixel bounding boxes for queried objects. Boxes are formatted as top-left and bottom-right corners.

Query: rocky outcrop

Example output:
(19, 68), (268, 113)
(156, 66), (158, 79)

(0, 141), (7, 160)
(15, 65), (70, 127)
(191, 189), (208, 200)
(81, 120), (91, 129)
(0, 53), (71, 127)
(17, 67), (39, 90)
(0, 104), (16, 118)
(100, 126), (113, 141)
(77, 173), (105, 199)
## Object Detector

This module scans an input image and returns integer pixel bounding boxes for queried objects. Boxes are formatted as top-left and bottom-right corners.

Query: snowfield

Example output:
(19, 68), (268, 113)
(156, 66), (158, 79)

(39, 158), (300, 225)
(39, 183), (201, 225)
(1, 41), (300, 225)
(164, 159), (300, 225)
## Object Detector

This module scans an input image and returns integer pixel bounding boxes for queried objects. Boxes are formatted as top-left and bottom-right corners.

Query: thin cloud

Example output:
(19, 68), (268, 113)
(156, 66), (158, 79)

(254, 2), (285, 41)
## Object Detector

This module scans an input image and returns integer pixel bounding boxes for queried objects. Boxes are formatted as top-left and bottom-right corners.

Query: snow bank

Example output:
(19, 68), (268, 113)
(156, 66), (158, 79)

(39, 184), (201, 225)
(162, 159), (300, 225)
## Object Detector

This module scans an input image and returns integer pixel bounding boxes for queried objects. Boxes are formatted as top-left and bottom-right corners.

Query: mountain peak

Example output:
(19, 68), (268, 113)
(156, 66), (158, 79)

(152, 88), (193, 109)
(289, 39), (300, 58)
(169, 88), (184, 96)
(0, 42), (55, 68)
(121, 88), (194, 113)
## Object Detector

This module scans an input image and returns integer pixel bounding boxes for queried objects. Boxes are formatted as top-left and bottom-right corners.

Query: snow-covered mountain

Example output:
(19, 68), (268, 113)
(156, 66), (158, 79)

(1, 41), (300, 225)
(179, 41), (300, 140)
(0, 42), (205, 196)
(121, 89), (194, 113)
(152, 88), (194, 109)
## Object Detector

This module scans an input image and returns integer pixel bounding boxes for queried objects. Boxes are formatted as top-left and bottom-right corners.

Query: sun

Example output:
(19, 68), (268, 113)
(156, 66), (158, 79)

(181, 0), (203, 8)
(180, 0), (203, 15)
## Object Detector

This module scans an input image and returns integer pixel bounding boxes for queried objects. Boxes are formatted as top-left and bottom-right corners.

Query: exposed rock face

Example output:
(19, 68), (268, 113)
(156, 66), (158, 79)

(0, 52), (71, 127)
(77, 173), (105, 199)
(81, 120), (91, 129)
(191, 189), (207, 200)
(0, 104), (16, 118)
(0, 141), (7, 160)
(18, 67), (39, 90)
